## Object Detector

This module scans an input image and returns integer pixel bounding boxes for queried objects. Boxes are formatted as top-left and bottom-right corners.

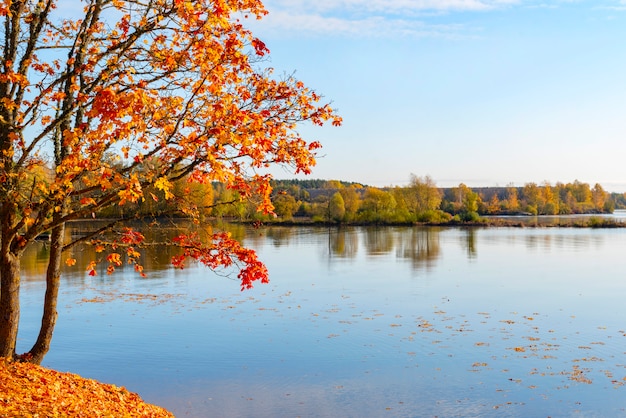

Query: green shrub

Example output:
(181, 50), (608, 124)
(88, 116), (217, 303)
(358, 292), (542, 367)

(417, 210), (452, 223)
(460, 211), (480, 222)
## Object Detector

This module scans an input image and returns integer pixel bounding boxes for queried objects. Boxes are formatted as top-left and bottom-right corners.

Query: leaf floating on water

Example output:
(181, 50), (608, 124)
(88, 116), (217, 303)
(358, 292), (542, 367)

(569, 366), (593, 384)
(611, 379), (626, 387)
(80, 297), (108, 303)
(575, 357), (604, 362)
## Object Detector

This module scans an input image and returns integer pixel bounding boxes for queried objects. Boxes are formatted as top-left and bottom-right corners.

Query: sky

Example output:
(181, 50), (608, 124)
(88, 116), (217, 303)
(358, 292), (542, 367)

(244, 0), (626, 191)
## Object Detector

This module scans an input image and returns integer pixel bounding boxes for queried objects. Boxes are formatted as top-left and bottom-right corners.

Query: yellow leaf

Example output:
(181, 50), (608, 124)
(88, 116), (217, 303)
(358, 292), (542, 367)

(154, 177), (174, 200)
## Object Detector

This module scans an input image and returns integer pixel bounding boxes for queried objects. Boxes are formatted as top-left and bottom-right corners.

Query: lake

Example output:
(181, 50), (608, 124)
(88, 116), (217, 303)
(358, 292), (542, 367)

(17, 223), (626, 417)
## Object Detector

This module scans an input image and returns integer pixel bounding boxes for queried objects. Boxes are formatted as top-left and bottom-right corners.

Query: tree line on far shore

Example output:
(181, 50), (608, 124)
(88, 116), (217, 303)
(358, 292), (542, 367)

(98, 175), (626, 224)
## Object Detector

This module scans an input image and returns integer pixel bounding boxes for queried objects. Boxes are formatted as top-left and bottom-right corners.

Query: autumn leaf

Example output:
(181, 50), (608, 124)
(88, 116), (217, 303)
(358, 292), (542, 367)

(107, 253), (123, 267)
(0, 0), (340, 363)
(80, 197), (97, 206)
(0, 359), (173, 417)
(154, 177), (174, 200)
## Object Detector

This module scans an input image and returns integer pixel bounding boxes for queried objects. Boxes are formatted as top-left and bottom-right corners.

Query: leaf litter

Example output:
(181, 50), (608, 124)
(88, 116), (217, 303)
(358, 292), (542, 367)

(0, 359), (173, 417)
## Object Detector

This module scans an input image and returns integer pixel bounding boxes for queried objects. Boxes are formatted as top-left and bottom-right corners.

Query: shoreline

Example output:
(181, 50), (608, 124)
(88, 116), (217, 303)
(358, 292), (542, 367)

(229, 216), (626, 229)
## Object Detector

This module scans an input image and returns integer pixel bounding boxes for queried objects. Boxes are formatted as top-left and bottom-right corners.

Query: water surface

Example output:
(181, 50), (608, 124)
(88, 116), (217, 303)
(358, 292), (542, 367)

(18, 225), (626, 417)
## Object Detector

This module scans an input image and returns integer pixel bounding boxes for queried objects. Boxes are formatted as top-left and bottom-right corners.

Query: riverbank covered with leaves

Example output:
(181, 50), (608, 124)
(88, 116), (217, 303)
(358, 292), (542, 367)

(0, 359), (173, 417)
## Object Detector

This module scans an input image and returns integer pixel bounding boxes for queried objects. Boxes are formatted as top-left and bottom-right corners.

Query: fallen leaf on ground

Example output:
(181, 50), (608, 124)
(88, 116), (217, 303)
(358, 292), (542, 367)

(0, 358), (173, 417)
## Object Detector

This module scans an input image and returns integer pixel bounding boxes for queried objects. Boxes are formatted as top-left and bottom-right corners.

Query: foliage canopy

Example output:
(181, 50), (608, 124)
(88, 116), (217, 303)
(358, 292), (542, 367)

(0, 0), (340, 363)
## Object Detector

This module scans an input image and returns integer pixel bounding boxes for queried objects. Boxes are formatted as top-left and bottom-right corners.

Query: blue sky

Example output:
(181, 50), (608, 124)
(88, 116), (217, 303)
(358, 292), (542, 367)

(247, 1), (626, 191)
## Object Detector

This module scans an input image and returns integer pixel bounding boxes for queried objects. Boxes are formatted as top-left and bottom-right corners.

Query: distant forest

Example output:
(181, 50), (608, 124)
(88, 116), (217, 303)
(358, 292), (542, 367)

(99, 175), (626, 224)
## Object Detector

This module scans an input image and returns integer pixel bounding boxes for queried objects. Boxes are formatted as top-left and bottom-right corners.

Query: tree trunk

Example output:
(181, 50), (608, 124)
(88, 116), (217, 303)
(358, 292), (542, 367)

(0, 249), (21, 361)
(29, 223), (65, 364)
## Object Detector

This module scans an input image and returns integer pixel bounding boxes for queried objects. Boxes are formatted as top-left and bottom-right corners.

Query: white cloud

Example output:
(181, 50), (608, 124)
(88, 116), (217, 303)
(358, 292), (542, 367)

(602, 0), (626, 10)
(250, 0), (505, 39)
(251, 0), (622, 39)
(255, 9), (470, 39)
(266, 0), (521, 15)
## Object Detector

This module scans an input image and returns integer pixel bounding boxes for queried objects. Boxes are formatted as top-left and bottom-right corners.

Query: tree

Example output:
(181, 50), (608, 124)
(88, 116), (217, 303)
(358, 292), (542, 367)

(328, 192), (345, 222)
(272, 193), (298, 220)
(522, 182), (541, 214)
(504, 184), (520, 212)
(324, 180), (344, 190)
(390, 186), (413, 222)
(486, 193), (501, 214)
(540, 181), (558, 215)
(454, 183), (480, 215)
(211, 183), (246, 219)
(0, 0), (341, 363)
(591, 183), (608, 212)
(338, 186), (360, 222)
(407, 174), (441, 214)
(570, 180), (592, 205)
(359, 187), (397, 222)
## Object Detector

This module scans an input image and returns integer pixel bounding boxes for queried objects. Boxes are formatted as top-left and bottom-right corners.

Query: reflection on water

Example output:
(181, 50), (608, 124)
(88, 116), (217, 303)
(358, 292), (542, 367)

(461, 228), (477, 259)
(17, 224), (626, 417)
(22, 220), (227, 282)
(363, 228), (395, 255)
(21, 223), (614, 281)
(329, 229), (359, 258)
(395, 227), (441, 271)
(486, 209), (626, 226)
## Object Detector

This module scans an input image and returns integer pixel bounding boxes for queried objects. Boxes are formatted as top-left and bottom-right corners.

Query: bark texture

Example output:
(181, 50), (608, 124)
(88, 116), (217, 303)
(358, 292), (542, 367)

(29, 224), (65, 364)
(0, 250), (20, 361)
